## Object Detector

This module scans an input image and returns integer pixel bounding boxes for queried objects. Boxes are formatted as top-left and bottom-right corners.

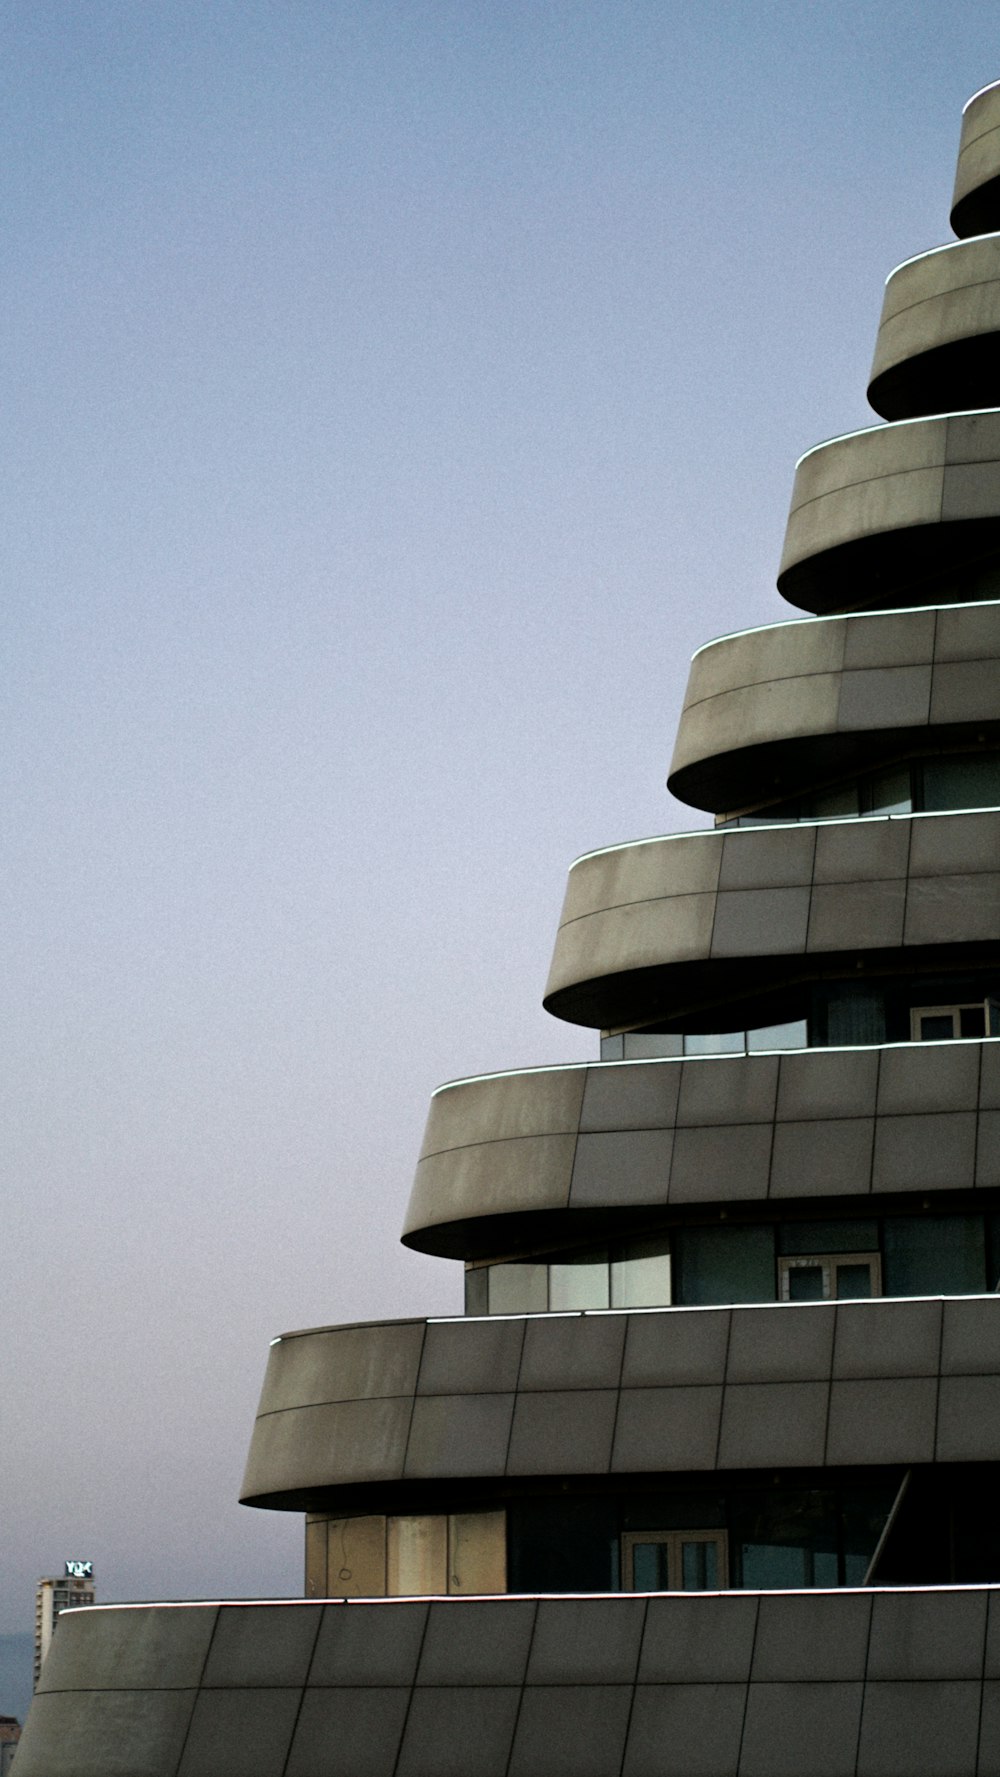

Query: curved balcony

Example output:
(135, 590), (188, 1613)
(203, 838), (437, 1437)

(868, 237), (1000, 420)
(241, 1296), (1000, 1509)
(951, 79), (1000, 237)
(543, 810), (1000, 1029)
(668, 600), (1000, 813)
(777, 412), (1000, 614)
(403, 1042), (1000, 1257)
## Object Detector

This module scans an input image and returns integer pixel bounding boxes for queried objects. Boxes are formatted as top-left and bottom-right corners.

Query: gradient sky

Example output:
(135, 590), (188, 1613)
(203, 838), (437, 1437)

(2, 1), (997, 1654)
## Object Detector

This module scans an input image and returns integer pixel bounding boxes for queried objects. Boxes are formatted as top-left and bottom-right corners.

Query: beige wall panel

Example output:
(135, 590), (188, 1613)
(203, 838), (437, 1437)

(15, 1689), (198, 1777)
(559, 835), (721, 926)
(934, 601), (1000, 660)
(835, 664), (932, 730)
(903, 874), (1000, 946)
(257, 1322), (424, 1416)
(545, 893), (717, 1002)
(322, 1516), (388, 1597)
(806, 879), (907, 952)
(841, 608), (936, 669)
(780, 466), (945, 581)
(945, 409), (1000, 461)
(405, 1133), (576, 1238)
(928, 656), (1000, 722)
(242, 1396), (412, 1499)
(686, 619), (847, 703)
(791, 423), (946, 509)
(670, 676), (842, 781)
(873, 279), (1000, 378)
(812, 818), (911, 884)
(420, 1068), (586, 1160)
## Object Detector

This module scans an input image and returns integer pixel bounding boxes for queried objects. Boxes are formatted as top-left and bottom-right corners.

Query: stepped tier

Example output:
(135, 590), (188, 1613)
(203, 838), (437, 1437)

(240, 1296), (1000, 1510)
(542, 809), (1000, 1029)
(952, 80), (1000, 237)
(777, 412), (1000, 614)
(18, 1589), (1000, 1777)
(868, 238), (1000, 421)
(402, 1044), (1000, 1258)
(668, 600), (1000, 813)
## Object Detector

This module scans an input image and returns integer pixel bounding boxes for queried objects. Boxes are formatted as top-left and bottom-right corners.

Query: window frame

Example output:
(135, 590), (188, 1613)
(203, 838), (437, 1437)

(777, 1251), (882, 1302)
(621, 1528), (728, 1592)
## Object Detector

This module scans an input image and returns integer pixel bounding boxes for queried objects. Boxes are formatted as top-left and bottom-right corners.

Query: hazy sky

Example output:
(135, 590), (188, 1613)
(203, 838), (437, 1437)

(2, 1), (997, 1651)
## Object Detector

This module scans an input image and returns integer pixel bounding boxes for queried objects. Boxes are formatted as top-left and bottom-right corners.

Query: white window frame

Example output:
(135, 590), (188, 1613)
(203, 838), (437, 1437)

(911, 999), (1000, 1041)
(622, 1528), (728, 1592)
(778, 1252), (882, 1302)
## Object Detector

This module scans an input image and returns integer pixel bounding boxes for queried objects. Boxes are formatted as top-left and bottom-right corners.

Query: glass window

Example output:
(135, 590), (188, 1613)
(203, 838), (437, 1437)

(923, 753), (1000, 811)
(778, 1254), (880, 1301)
(911, 1002), (992, 1041)
(747, 1019), (807, 1052)
(883, 1215), (986, 1296)
(809, 784), (859, 820)
(622, 1530), (727, 1592)
(622, 1031), (683, 1058)
(549, 1248), (609, 1310)
(611, 1236), (672, 1308)
(683, 1031), (745, 1056)
(600, 1033), (625, 1060)
(678, 1225), (776, 1306)
(780, 1219), (878, 1255)
(866, 766), (912, 815)
(488, 1262), (547, 1315)
(826, 984), (886, 1046)
(732, 1491), (839, 1589)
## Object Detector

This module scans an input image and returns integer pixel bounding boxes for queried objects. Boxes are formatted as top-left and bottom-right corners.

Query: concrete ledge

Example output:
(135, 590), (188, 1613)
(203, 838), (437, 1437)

(668, 600), (1000, 812)
(403, 1042), (1000, 1253)
(16, 1589), (1000, 1777)
(240, 1296), (1000, 1506)
(952, 81), (1000, 237)
(777, 412), (1000, 614)
(543, 809), (1000, 1028)
(869, 238), (1000, 421)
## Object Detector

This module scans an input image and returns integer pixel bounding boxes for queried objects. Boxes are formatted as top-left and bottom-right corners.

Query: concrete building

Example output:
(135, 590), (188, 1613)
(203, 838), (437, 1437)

(0, 1717), (22, 1777)
(15, 78), (1000, 1777)
(32, 1570), (94, 1690)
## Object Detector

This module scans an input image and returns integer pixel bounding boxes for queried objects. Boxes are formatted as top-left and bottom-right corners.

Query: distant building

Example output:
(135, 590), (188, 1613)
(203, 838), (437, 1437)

(0, 1715), (21, 1774)
(33, 1566), (94, 1687)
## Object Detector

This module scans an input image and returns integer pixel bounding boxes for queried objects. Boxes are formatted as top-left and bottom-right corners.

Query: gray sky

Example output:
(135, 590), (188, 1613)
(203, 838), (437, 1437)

(2, 2), (995, 1642)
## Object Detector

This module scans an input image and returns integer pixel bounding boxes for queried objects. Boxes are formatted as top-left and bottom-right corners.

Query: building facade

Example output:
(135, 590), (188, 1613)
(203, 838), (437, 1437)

(32, 1569), (95, 1690)
(15, 79), (1000, 1777)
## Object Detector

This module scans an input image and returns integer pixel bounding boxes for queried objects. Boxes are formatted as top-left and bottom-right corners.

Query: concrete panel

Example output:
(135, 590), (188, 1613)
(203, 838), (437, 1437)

(719, 824), (816, 889)
(243, 1397), (412, 1499)
(929, 657), (1000, 723)
(13, 1690), (199, 1777)
(545, 892), (717, 1001)
(396, 1688), (520, 1777)
(856, 1680), (981, 1777)
(905, 874), (1000, 945)
(812, 817), (910, 884)
(611, 1385), (723, 1471)
(668, 1124), (773, 1202)
(34, 1604), (217, 1694)
(934, 599), (1000, 661)
(716, 1381), (828, 1468)
(623, 1683), (746, 1777)
(527, 1597), (643, 1684)
(580, 1061), (681, 1131)
(417, 1599), (536, 1686)
(937, 1375), (1000, 1459)
(709, 886), (810, 957)
(308, 1601), (427, 1686)
(506, 1390), (618, 1475)
(871, 1112), (977, 1193)
(740, 1682), (864, 1777)
(519, 1313), (626, 1390)
(769, 1117), (874, 1197)
(826, 1378), (937, 1465)
(777, 1048), (879, 1119)
(752, 1591), (871, 1680)
(833, 1299), (942, 1379)
(257, 1323), (425, 1415)
(806, 878), (906, 951)
(404, 1393), (514, 1479)
(284, 1688), (410, 1777)
(569, 1129), (673, 1208)
(638, 1593), (758, 1683)
(837, 665), (933, 730)
(726, 1304), (835, 1382)
(200, 1604), (322, 1687)
(176, 1689), (302, 1777)
(406, 1133), (576, 1236)
(621, 1308), (731, 1387)
(416, 1318), (524, 1396)
(908, 809), (1000, 875)
(676, 1053), (779, 1126)
(419, 1068), (587, 1157)
(560, 835), (722, 925)
(981, 1042), (1000, 1109)
(941, 1297), (1000, 1374)
(943, 459), (1000, 520)
(878, 1041), (980, 1113)
(867, 1589), (986, 1679)
(843, 608), (936, 669)
(507, 1686), (633, 1777)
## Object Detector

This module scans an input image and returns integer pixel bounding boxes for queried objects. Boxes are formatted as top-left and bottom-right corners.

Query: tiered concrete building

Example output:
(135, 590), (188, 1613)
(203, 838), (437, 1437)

(16, 79), (1000, 1777)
